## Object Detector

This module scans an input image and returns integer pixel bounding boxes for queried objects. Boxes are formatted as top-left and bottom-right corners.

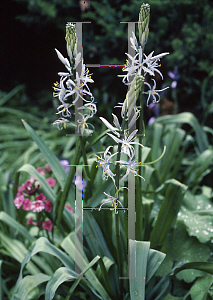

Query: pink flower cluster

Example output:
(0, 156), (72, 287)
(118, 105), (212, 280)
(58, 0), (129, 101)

(14, 164), (55, 231)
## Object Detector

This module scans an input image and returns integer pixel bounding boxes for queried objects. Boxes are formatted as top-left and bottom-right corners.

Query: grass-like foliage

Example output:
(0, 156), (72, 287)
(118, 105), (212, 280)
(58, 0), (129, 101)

(0, 3), (213, 300)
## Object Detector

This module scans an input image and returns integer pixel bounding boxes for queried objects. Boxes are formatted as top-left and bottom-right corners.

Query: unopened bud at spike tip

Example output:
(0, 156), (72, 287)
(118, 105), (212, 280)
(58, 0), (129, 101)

(138, 3), (150, 49)
(65, 23), (77, 61)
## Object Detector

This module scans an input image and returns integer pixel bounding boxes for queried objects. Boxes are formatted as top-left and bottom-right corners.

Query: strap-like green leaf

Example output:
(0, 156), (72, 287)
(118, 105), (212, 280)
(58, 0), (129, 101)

(61, 232), (111, 300)
(129, 240), (166, 300)
(21, 120), (67, 188)
(0, 212), (34, 242)
(129, 240), (150, 300)
(146, 249), (166, 284)
(45, 267), (75, 300)
(13, 274), (50, 300)
(171, 261), (213, 277)
(155, 112), (209, 152)
(150, 179), (187, 247)
(12, 237), (74, 300)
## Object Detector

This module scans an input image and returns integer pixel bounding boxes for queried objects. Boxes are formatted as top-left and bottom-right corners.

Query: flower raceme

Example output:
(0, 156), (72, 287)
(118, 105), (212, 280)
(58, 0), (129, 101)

(53, 23), (96, 133)
(119, 30), (169, 108)
(96, 4), (169, 214)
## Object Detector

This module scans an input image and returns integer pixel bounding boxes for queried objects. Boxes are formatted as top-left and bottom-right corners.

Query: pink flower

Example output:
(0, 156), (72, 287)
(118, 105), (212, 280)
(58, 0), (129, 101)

(65, 205), (73, 214)
(29, 176), (36, 183)
(31, 200), (45, 212)
(46, 177), (56, 187)
(44, 164), (52, 172)
(37, 167), (46, 175)
(26, 217), (33, 225)
(14, 195), (25, 209)
(45, 199), (53, 212)
(18, 184), (25, 194)
(23, 198), (32, 211)
(35, 193), (46, 202)
(43, 220), (53, 231)
(24, 180), (32, 191)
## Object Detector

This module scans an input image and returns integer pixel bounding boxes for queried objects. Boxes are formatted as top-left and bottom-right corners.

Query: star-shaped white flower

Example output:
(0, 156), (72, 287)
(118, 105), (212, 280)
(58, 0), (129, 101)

(95, 146), (117, 182)
(66, 69), (93, 104)
(53, 78), (69, 102)
(144, 79), (169, 106)
(107, 129), (143, 158)
(114, 156), (145, 182)
(120, 32), (169, 85)
(56, 102), (72, 118)
(78, 102), (97, 119)
(99, 187), (126, 214)
(76, 112), (95, 135)
(142, 51), (169, 79)
(52, 118), (70, 130)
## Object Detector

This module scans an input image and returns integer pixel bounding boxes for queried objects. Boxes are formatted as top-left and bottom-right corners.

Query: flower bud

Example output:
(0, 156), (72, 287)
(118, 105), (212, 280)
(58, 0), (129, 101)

(65, 22), (77, 61)
(122, 74), (144, 118)
(138, 3), (150, 49)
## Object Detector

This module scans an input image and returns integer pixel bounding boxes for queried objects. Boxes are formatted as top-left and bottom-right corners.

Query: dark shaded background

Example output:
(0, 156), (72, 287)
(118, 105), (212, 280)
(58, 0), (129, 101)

(1, 0), (213, 127)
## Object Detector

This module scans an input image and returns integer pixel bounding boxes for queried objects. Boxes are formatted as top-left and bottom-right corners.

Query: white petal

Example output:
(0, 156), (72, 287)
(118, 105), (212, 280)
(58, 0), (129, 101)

(150, 52), (169, 61)
(58, 72), (69, 77)
(55, 49), (70, 68)
(75, 53), (82, 67)
(127, 129), (138, 142)
(99, 117), (119, 135)
(128, 111), (140, 129)
(112, 113), (120, 129)
(107, 133), (122, 144)
(104, 146), (113, 158)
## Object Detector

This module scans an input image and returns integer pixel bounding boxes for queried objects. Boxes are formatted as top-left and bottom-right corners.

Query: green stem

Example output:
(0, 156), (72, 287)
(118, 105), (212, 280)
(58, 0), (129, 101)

(56, 136), (81, 229)
(13, 171), (20, 198)
(114, 116), (126, 298)
(137, 77), (145, 241)
(79, 135), (91, 182)
(79, 134), (92, 202)
(138, 81), (144, 172)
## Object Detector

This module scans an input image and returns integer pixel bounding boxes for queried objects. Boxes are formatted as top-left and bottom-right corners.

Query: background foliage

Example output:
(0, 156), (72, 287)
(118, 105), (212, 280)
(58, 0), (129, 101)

(0, 0), (213, 299)
(1, 0), (213, 126)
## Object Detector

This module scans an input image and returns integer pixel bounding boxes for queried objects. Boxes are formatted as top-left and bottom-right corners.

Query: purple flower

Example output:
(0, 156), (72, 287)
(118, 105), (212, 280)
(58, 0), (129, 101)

(60, 160), (70, 174)
(148, 117), (156, 126)
(168, 66), (180, 89)
(73, 174), (87, 191)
